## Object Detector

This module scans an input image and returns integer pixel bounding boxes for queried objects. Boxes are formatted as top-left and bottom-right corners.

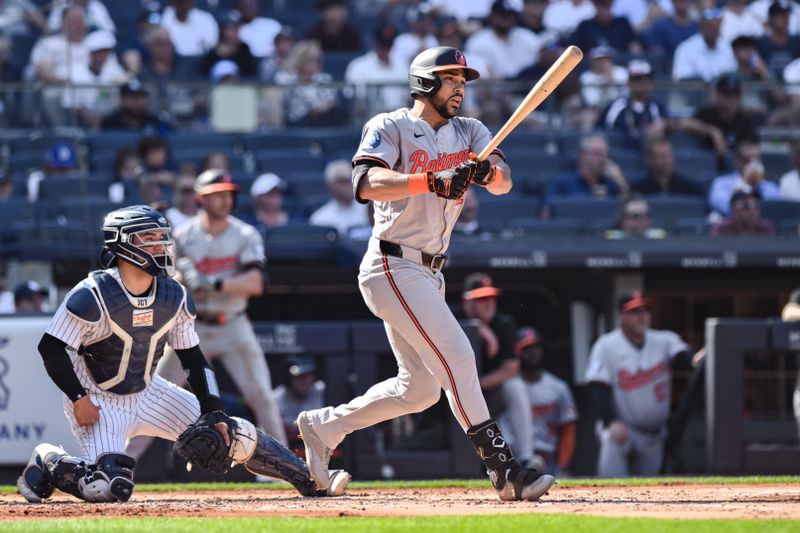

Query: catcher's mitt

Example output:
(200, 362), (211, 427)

(174, 411), (234, 475)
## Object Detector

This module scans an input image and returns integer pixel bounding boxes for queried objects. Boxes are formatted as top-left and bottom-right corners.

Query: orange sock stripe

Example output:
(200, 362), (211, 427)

(381, 254), (473, 427)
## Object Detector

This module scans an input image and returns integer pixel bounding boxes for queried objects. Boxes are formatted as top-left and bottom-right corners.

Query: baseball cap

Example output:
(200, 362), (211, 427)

(701, 7), (723, 20)
(250, 173), (286, 197)
(219, 10), (241, 26)
(716, 73), (741, 94)
(121, 78), (148, 96)
(491, 0), (518, 15)
(589, 45), (615, 59)
(195, 169), (238, 195)
(210, 60), (240, 82)
(769, 0), (792, 17)
(462, 272), (501, 300)
(14, 280), (47, 305)
(45, 143), (77, 169)
(788, 288), (800, 305)
(731, 35), (757, 49)
(627, 59), (652, 78)
(730, 187), (761, 205)
(287, 356), (317, 376)
(514, 326), (542, 356)
(85, 30), (116, 53)
(618, 291), (651, 313)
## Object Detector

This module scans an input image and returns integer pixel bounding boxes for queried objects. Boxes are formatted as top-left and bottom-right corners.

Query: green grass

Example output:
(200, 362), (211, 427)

(2, 475), (798, 494)
(0, 515), (798, 533)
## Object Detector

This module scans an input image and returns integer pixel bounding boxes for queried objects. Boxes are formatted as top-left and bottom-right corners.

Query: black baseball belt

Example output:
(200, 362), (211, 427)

(379, 239), (447, 272)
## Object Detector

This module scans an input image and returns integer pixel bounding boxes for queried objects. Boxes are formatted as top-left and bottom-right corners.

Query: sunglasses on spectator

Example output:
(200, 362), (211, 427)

(624, 210), (650, 219)
(732, 199), (759, 210)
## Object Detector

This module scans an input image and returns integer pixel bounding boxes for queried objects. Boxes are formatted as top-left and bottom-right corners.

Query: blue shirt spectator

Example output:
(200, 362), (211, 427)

(646, 0), (698, 64)
(708, 141), (781, 216)
(568, 0), (641, 54)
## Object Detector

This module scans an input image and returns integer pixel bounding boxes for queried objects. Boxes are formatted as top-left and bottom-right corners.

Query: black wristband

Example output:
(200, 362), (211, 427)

(213, 278), (224, 292)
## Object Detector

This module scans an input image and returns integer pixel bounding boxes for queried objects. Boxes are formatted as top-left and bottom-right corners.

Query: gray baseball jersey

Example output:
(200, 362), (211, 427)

(585, 328), (687, 434)
(174, 215), (265, 315)
(523, 371), (578, 454)
(353, 108), (502, 254)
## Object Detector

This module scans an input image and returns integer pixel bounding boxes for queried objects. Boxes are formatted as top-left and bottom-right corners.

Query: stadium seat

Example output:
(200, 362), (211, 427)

(644, 195), (707, 227)
(762, 151), (792, 179)
(242, 132), (320, 153)
(318, 129), (362, 155)
(478, 197), (540, 230)
(257, 150), (327, 173)
(168, 133), (237, 153)
(262, 224), (339, 261)
(673, 149), (718, 181)
(38, 177), (110, 201)
(672, 216), (711, 236)
(7, 219), (98, 261)
(548, 197), (619, 225)
(8, 152), (44, 174)
(9, 133), (83, 155)
(760, 200), (800, 226)
(86, 131), (141, 155)
(506, 217), (583, 238)
(323, 51), (362, 81)
(57, 197), (119, 229)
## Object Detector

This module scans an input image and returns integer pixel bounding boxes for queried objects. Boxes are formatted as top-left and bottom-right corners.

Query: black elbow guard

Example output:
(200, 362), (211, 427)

(38, 333), (86, 402)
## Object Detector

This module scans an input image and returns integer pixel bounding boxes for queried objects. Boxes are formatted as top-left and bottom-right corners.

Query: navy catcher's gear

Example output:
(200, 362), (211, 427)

(409, 46), (480, 98)
(100, 205), (175, 278)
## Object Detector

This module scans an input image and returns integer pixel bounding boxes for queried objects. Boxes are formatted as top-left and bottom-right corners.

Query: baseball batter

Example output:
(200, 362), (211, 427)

(297, 46), (555, 500)
(127, 170), (287, 462)
(16, 205), (349, 503)
(511, 327), (578, 476)
(585, 292), (690, 477)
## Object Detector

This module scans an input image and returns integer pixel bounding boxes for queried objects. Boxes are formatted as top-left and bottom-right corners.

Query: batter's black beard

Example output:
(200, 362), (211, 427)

(434, 98), (458, 119)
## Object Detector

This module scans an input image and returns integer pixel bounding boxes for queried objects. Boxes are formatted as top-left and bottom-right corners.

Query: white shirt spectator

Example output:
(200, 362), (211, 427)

(721, 8), (764, 42)
(310, 199), (368, 236)
(428, 0), (523, 20)
(783, 57), (800, 94)
(543, 0), (596, 37)
(748, 0), (800, 35)
(0, 0), (41, 36)
(62, 55), (127, 112)
(780, 169), (800, 201)
(580, 65), (628, 107)
(29, 34), (88, 81)
(612, 0), (648, 29)
(672, 34), (736, 81)
(390, 33), (439, 70)
(165, 207), (195, 231)
(239, 15), (281, 58)
(345, 51), (408, 114)
(465, 26), (541, 79)
(47, 0), (114, 33)
(161, 6), (218, 56)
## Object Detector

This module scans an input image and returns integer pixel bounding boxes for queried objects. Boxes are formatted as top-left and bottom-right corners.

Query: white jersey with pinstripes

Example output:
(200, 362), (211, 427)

(353, 108), (502, 254)
(46, 268), (201, 461)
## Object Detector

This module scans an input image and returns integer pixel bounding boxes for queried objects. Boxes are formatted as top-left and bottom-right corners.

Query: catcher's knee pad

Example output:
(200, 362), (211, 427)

(228, 416), (258, 463)
(242, 425), (318, 497)
(78, 453), (136, 502)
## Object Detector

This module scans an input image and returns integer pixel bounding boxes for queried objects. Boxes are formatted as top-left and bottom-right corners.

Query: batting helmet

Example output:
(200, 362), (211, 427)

(409, 46), (480, 98)
(194, 169), (239, 196)
(99, 205), (175, 277)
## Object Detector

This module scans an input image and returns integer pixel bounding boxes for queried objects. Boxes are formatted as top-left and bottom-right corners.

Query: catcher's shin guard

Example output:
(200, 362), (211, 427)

(467, 419), (555, 501)
(17, 443), (63, 502)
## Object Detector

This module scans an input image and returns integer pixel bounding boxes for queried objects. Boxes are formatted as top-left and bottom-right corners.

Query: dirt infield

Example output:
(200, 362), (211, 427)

(2, 484), (800, 520)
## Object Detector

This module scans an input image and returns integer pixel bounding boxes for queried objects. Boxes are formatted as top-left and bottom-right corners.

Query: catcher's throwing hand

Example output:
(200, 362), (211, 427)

(73, 396), (101, 427)
(427, 168), (471, 200)
(462, 153), (494, 186)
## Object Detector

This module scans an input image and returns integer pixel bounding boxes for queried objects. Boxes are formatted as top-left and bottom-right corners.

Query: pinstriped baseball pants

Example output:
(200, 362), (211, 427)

(306, 242), (491, 450)
(64, 375), (200, 462)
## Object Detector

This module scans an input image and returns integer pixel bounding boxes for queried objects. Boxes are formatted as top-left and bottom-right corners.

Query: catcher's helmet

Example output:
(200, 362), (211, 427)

(99, 205), (175, 277)
(194, 169), (238, 196)
(408, 46), (480, 98)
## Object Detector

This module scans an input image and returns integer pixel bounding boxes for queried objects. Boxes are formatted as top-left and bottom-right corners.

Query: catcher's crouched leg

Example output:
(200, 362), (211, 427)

(229, 417), (351, 497)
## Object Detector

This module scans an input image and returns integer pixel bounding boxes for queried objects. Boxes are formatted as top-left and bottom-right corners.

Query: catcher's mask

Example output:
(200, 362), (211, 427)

(99, 205), (175, 278)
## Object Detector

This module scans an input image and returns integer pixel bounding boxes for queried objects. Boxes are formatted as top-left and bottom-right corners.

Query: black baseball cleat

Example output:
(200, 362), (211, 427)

(492, 465), (555, 501)
(16, 444), (66, 503)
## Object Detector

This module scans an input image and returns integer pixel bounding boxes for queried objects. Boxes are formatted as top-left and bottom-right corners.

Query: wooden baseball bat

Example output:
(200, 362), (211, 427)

(476, 45), (583, 161)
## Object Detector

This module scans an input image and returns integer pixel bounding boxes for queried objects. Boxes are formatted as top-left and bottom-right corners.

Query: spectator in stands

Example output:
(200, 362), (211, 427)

(465, 0), (542, 79)
(512, 327), (578, 476)
(579, 47), (628, 125)
(140, 27), (178, 85)
(275, 40), (340, 127)
(119, 4), (162, 71)
(672, 8), (736, 81)
(63, 30), (129, 129)
(542, 133), (627, 218)
(29, 4), (88, 84)
(202, 151), (231, 173)
(236, 0), (281, 59)
(0, 172), (11, 200)
(708, 140), (780, 216)
(165, 173), (198, 230)
(586, 292), (696, 477)
(453, 188), (482, 236)
(722, 0), (764, 43)
(0, 262), (12, 313)
(26, 143), (79, 201)
(597, 59), (668, 148)
(633, 137), (705, 196)
(47, 0), (113, 33)
(748, 0), (800, 34)
(521, 0), (558, 44)
(259, 26), (295, 83)
(13, 280), (47, 313)
(645, 0), (698, 66)
(161, 0), (219, 56)
(516, 42), (582, 127)
(345, 24), (407, 116)
(779, 141), (800, 201)
(0, 0), (45, 36)
(569, 0), (643, 55)
(710, 188), (776, 236)
(681, 74), (759, 165)
(247, 172), (291, 229)
(604, 195), (668, 239)
(781, 288), (800, 438)
(543, 0), (596, 38)
(458, 273), (535, 467)
(137, 136), (176, 206)
(275, 356), (326, 454)
(102, 79), (167, 133)
(306, 0), (362, 51)
(108, 146), (144, 204)
(757, 0), (800, 80)
(0, 35), (19, 85)
(310, 159), (369, 236)
(202, 11), (257, 79)
(390, 4), (438, 68)
(731, 35), (772, 82)
(210, 59), (240, 83)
